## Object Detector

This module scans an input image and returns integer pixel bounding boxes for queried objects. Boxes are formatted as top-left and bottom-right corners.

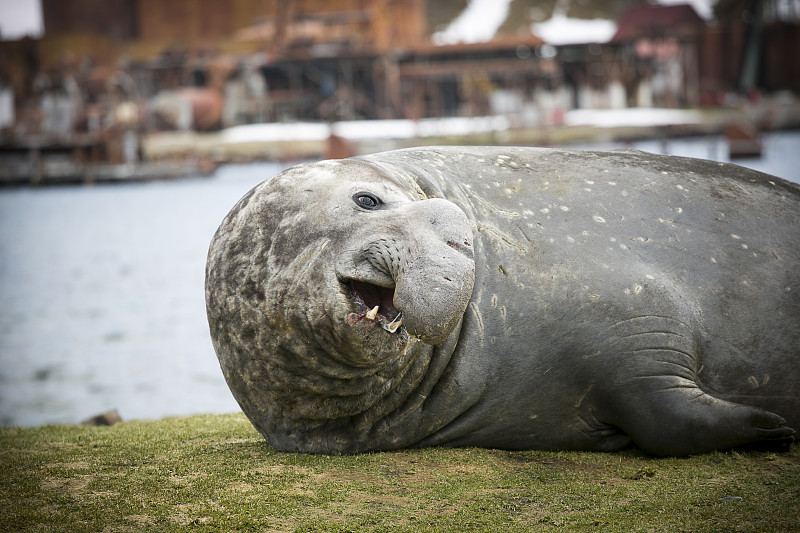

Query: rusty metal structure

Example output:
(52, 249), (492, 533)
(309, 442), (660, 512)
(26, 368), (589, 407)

(0, 0), (798, 183)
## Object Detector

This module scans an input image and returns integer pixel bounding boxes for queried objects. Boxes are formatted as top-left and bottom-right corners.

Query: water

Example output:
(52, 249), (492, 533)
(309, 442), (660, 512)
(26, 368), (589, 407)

(0, 163), (291, 427)
(1, 132), (798, 428)
(568, 129), (800, 183)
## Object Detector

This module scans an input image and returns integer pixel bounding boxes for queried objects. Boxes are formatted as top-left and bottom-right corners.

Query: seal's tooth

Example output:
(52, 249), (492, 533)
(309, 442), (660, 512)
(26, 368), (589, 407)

(365, 305), (379, 320)
(385, 318), (402, 333)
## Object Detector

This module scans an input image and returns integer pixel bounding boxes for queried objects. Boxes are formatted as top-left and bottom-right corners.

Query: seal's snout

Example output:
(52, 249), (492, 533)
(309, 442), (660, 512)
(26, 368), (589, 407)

(336, 197), (475, 345)
(389, 198), (475, 344)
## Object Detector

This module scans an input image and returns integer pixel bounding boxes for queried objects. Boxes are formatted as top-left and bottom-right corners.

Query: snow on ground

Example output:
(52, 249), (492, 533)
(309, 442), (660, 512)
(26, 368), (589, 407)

(335, 116), (511, 140)
(564, 108), (704, 128)
(432, 0), (514, 45)
(221, 116), (512, 144)
(219, 109), (703, 145)
(532, 14), (617, 45)
(431, 0), (716, 47)
(531, 0), (716, 46)
(222, 122), (331, 143)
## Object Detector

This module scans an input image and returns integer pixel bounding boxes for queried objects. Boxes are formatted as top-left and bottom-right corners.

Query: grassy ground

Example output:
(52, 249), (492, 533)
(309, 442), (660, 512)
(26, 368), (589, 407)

(2, 413), (798, 532)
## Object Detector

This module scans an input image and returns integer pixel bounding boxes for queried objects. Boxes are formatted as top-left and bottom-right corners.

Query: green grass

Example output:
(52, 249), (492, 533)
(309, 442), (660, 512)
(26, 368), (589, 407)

(2, 413), (798, 532)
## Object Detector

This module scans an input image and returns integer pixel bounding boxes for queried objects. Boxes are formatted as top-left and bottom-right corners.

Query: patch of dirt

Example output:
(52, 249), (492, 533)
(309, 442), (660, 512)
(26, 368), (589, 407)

(283, 486), (315, 497)
(89, 490), (119, 498)
(259, 517), (296, 533)
(41, 441), (82, 451)
(314, 490), (414, 527)
(314, 467), (376, 485)
(124, 514), (156, 527)
(105, 514), (157, 533)
(244, 464), (314, 477)
(172, 501), (225, 526)
(379, 451), (494, 484)
(169, 472), (205, 486)
(41, 474), (98, 495)
(227, 481), (255, 493)
(59, 461), (91, 471)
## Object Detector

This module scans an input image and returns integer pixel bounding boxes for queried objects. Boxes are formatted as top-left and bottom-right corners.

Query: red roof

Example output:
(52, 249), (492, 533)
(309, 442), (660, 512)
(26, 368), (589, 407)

(611, 4), (706, 42)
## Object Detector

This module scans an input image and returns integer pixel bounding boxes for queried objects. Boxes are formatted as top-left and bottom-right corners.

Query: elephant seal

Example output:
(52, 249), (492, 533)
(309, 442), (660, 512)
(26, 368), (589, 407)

(205, 146), (799, 456)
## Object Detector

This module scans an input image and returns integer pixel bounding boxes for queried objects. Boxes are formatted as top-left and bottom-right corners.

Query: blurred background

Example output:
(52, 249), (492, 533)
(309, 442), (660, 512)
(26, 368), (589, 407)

(1, 0), (798, 427)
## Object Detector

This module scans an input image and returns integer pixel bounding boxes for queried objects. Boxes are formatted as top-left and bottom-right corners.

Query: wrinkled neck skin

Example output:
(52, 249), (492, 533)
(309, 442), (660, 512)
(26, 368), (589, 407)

(207, 159), (480, 454)
(267, 315), (468, 454)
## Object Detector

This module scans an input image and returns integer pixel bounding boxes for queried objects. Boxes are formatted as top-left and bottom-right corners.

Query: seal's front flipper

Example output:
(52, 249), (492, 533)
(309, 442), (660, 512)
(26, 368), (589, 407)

(606, 384), (796, 456)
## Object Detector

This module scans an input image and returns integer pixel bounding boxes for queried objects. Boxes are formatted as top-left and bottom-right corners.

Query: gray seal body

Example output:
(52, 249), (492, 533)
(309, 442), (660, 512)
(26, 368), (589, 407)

(206, 146), (799, 456)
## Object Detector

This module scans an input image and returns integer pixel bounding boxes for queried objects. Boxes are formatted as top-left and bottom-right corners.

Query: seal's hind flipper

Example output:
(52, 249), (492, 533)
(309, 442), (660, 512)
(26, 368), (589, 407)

(600, 370), (796, 456)
(596, 316), (796, 455)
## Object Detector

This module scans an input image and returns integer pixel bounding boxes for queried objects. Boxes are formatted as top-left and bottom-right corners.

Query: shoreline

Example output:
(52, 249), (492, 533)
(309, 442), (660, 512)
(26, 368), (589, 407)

(4, 101), (798, 186)
(144, 102), (800, 164)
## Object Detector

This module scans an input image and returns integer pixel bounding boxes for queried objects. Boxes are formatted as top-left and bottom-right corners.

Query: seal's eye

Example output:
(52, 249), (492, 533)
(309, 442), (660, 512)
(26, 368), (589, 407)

(353, 192), (381, 210)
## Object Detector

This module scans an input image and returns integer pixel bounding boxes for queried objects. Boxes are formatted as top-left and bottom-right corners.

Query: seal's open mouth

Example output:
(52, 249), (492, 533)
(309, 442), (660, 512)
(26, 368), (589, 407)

(347, 280), (403, 333)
